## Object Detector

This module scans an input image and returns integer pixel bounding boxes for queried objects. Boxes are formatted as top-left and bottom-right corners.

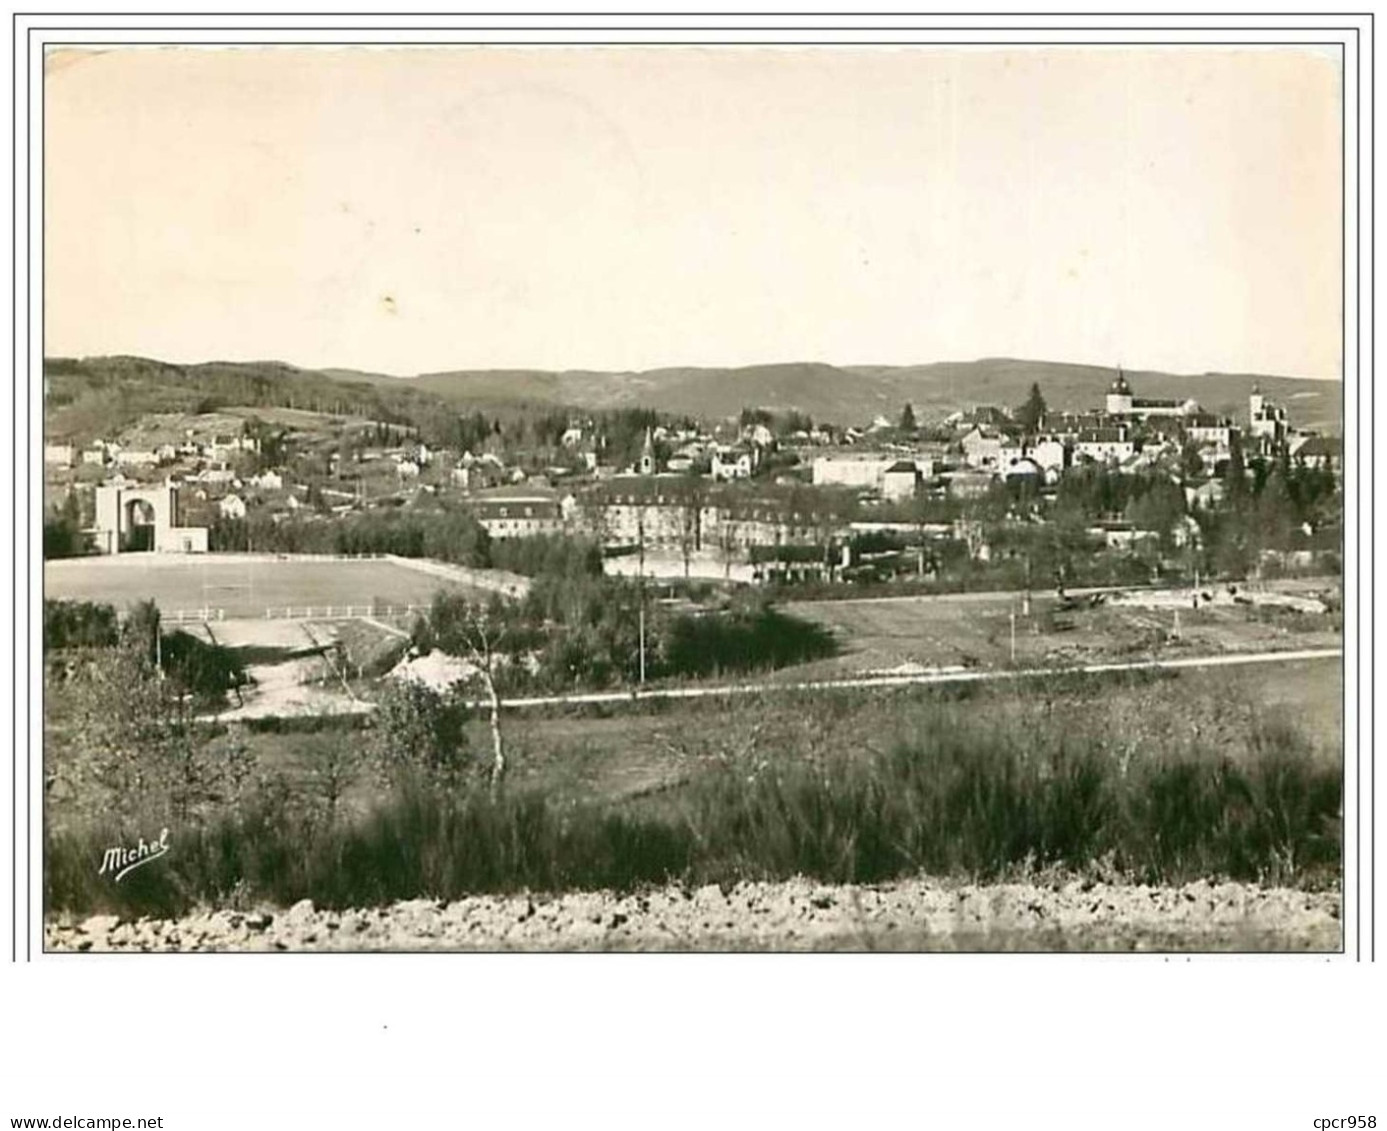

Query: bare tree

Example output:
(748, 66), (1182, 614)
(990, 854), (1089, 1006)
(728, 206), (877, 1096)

(456, 602), (509, 796)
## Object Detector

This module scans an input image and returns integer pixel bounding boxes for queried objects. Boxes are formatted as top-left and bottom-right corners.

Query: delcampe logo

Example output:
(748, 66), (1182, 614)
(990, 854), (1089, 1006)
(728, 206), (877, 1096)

(97, 829), (171, 882)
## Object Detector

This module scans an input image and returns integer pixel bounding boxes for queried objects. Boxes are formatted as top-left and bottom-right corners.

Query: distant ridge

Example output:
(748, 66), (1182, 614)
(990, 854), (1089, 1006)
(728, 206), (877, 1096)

(44, 354), (1342, 440)
(409, 357), (1341, 433)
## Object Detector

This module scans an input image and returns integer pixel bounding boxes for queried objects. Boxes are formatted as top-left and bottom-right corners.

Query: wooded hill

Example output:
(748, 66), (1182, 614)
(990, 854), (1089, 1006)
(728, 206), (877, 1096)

(44, 354), (1342, 443)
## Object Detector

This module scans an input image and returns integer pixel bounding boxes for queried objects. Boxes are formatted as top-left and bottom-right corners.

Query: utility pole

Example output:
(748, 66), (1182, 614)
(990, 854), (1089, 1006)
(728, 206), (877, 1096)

(639, 604), (646, 684)
(638, 504), (647, 684)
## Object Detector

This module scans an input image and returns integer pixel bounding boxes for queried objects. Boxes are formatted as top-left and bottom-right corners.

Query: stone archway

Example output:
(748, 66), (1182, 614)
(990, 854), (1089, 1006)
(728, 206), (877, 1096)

(123, 498), (157, 552)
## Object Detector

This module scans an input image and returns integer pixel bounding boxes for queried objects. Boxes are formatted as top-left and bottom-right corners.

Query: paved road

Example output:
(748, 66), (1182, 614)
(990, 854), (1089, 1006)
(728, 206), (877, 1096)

(482, 647), (1342, 712)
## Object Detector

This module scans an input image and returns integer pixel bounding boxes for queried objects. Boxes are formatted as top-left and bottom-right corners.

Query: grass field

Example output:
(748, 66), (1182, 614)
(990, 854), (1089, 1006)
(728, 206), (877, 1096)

(781, 587), (1342, 677)
(44, 554), (481, 617)
(218, 655), (1342, 813)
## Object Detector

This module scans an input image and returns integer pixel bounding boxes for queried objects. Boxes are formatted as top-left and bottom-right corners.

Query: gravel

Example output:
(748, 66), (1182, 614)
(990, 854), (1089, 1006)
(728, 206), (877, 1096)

(44, 878), (1340, 952)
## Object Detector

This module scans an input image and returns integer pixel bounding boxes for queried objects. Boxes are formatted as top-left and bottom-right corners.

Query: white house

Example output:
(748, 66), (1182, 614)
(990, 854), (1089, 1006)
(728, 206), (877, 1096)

(711, 447), (755, 482)
(811, 452), (896, 490)
(880, 461), (921, 502)
(44, 444), (74, 467)
(1031, 438), (1067, 473)
(251, 470), (284, 492)
(218, 494), (247, 520)
(960, 428), (1004, 470)
(1074, 428), (1134, 464)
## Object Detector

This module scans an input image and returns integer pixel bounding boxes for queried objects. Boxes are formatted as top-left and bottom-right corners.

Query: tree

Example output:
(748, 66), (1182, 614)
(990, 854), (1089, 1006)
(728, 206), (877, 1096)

(1180, 440), (1205, 482)
(369, 680), (469, 789)
(1225, 434), (1248, 500)
(424, 594), (513, 795)
(1016, 383), (1048, 436)
(899, 402), (918, 433)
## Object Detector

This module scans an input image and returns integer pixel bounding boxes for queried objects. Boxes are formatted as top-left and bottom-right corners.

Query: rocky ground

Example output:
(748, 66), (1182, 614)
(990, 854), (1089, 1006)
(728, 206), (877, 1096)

(44, 878), (1340, 952)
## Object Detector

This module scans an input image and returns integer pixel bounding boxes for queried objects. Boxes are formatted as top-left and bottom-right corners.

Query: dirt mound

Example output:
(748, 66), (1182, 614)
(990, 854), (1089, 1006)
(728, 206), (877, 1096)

(45, 878), (1339, 953)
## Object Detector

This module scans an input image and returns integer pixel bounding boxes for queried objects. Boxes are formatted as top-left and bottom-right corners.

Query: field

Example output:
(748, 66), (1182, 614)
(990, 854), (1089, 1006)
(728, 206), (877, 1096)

(44, 554), (484, 617)
(217, 654), (1342, 813)
(781, 583), (1342, 678)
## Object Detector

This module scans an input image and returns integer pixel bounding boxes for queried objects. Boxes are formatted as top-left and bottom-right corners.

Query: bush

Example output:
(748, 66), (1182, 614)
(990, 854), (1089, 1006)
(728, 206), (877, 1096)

(43, 600), (119, 651)
(44, 690), (1341, 917)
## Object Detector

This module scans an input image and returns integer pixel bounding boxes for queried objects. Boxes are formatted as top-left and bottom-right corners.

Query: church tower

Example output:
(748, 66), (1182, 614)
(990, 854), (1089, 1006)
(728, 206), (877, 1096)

(638, 427), (656, 476)
(1105, 369), (1134, 417)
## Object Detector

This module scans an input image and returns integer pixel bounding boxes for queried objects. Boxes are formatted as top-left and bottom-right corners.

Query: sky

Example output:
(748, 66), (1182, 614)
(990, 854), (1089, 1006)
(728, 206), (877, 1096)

(44, 46), (1342, 379)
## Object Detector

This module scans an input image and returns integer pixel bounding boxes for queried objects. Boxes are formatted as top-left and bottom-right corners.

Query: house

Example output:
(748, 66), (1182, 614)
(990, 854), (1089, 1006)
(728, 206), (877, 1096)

(1293, 435), (1340, 471)
(959, 428), (1004, 470)
(811, 452), (896, 490)
(468, 490), (566, 539)
(948, 405), (1012, 431)
(1074, 428), (1134, 464)
(1002, 457), (1043, 481)
(114, 449), (159, 468)
(880, 461), (921, 502)
(250, 470), (284, 492)
(1031, 438), (1068, 473)
(218, 494), (247, 520)
(744, 423), (775, 448)
(81, 446), (107, 466)
(395, 459), (421, 480)
(711, 447), (755, 482)
(946, 471), (995, 499)
(197, 466), (238, 486)
(1185, 413), (1234, 447)
(1186, 479), (1226, 511)
(44, 444), (75, 467)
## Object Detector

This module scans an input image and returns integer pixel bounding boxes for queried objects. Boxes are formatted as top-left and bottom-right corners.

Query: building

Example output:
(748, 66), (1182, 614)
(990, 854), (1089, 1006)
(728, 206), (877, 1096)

(467, 490), (567, 539)
(1105, 370), (1199, 420)
(811, 452), (898, 490)
(638, 428), (657, 476)
(44, 444), (74, 467)
(1074, 427), (1135, 464)
(711, 447), (754, 482)
(90, 481), (208, 554)
(959, 429), (1004, 470)
(880, 461), (921, 501)
(1292, 435), (1340, 471)
(218, 494), (247, 520)
(1185, 413), (1235, 447)
(1031, 438), (1068, 474)
(1248, 385), (1290, 447)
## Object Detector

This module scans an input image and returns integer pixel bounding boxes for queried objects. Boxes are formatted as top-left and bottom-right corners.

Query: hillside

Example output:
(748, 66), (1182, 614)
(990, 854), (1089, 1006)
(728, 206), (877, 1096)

(412, 358), (1343, 432)
(45, 355), (1343, 441)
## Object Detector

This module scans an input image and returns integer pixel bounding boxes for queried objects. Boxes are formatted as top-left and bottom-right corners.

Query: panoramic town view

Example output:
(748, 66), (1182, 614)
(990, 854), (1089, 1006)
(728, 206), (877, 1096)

(39, 46), (1344, 951)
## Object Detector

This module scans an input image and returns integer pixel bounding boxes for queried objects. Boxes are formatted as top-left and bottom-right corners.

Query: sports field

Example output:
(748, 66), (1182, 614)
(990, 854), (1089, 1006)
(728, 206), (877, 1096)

(44, 554), (485, 618)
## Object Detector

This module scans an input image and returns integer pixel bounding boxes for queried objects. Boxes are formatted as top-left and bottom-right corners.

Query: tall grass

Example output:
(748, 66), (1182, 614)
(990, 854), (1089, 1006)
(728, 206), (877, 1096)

(46, 695), (1340, 918)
